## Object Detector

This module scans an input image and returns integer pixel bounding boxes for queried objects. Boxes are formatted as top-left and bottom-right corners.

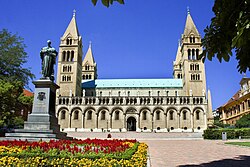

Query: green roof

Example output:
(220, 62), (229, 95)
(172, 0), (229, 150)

(82, 79), (182, 88)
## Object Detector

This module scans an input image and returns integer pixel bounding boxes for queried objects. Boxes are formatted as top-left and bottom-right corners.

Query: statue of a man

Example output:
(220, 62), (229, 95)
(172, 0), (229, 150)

(40, 40), (58, 81)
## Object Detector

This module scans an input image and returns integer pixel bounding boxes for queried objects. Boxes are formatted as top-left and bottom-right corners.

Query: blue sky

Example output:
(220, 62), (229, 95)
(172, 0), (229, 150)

(0, 0), (248, 110)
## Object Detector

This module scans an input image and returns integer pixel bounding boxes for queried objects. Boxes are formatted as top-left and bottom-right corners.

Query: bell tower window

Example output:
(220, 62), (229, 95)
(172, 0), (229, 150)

(188, 49), (191, 60)
(71, 51), (74, 61)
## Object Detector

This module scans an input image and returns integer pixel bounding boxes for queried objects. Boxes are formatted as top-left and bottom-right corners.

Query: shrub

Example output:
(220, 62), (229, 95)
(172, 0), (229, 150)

(203, 128), (250, 139)
(235, 114), (250, 128)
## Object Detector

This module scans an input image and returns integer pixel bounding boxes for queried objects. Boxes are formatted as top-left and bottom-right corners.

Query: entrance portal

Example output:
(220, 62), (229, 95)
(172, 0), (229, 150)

(127, 117), (136, 131)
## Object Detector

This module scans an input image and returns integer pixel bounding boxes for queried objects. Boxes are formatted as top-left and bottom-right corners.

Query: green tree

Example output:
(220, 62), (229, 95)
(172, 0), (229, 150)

(235, 114), (250, 128)
(0, 29), (34, 86)
(91, 0), (124, 7)
(201, 0), (250, 73)
(0, 29), (34, 127)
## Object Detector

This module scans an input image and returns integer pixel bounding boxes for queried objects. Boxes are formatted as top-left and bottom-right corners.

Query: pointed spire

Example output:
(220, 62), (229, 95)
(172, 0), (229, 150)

(83, 41), (95, 65)
(207, 89), (213, 120)
(187, 6), (190, 14)
(62, 10), (80, 39)
(174, 41), (182, 65)
(183, 8), (199, 36)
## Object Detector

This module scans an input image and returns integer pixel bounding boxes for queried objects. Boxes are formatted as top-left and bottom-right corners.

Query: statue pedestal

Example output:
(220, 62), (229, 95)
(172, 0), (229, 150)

(6, 79), (71, 141)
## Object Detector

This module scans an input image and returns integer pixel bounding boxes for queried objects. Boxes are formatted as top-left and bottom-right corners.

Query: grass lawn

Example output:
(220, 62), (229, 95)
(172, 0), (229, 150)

(226, 142), (250, 147)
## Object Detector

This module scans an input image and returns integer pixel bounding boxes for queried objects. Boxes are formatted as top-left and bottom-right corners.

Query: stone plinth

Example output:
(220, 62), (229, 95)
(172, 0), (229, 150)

(6, 79), (72, 141)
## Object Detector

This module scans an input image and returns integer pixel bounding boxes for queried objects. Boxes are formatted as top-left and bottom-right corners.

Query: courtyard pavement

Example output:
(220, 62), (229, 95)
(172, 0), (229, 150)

(67, 132), (250, 167)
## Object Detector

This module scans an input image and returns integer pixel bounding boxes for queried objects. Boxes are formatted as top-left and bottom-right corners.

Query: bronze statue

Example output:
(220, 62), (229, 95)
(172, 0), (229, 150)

(40, 40), (58, 81)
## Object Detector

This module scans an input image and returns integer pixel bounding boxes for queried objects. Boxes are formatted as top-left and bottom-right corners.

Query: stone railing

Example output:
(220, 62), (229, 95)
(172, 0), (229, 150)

(57, 96), (207, 106)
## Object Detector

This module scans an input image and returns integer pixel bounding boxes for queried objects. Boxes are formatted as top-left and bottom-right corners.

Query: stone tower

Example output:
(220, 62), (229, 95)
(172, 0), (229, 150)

(82, 42), (97, 80)
(174, 10), (206, 96)
(56, 12), (83, 97)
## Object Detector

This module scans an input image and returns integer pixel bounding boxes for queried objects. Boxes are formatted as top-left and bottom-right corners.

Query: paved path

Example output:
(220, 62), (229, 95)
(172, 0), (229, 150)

(67, 132), (250, 167)
(141, 140), (250, 167)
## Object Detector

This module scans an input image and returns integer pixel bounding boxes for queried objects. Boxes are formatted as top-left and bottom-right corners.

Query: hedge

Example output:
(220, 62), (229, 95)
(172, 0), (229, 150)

(203, 128), (250, 139)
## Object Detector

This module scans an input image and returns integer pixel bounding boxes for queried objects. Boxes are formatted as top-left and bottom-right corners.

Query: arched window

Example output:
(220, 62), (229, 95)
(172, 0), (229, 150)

(74, 110), (79, 120)
(148, 91), (151, 96)
(196, 111), (200, 120)
(71, 51), (74, 61)
(157, 91), (160, 96)
(177, 74), (180, 79)
(86, 75), (88, 79)
(100, 91), (102, 97)
(63, 66), (67, 72)
(68, 66), (72, 72)
(66, 38), (70, 45)
(69, 39), (72, 45)
(196, 49), (199, 59)
(195, 64), (199, 71)
(62, 75), (66, 81)
(101, 111), (106, 120)
(82, 75), (85, 80)
(189, 36), (193, 43)
(128, 91), (130, 96)
(115, 111), (119, 120)
(87, 111), (92, 120)
(61, 110), (66, 120)
(67, 51), (70, 61)
(156, 111), (160, 120)
(169, 111), (174, 120)
(188, 49), (191, 60)
(183, 111), (187, 120)
(193, 37), (195, 43)
(142, 111), (147, 120)
(62, 51), (66, 61)
(192, 49), (195, 60)
(67, 76), (71, 81)
(89, 75), (92, 79)
(118, 91), (121, 97)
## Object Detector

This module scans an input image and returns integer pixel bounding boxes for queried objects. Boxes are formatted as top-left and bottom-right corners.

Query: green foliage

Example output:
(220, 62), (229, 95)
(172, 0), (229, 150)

(201, 0), (250, 73)
(0, 80), (23, 127)
(0, 29), (34, 87)
(203, 128), (250, 139)
(213, 116), (231, 128)
(12, 116), (24, 128)
(235, 114), (250, 128)
(226, 142), (250, 147)
(92, 0), (124, 7)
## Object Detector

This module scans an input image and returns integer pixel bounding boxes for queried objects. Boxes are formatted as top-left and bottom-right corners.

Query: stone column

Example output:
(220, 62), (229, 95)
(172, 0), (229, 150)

(151, 113), (154, 130)
(82, 113), (85, 128)
(110, 113), (112, 129)
(68, 113), (71, 128)
(123, 114), (126, 129)
(165, 113), (168, 129)
(177, 112), (180, 128)
(190, 112), (194, 130)
(96, 113), (98, 129)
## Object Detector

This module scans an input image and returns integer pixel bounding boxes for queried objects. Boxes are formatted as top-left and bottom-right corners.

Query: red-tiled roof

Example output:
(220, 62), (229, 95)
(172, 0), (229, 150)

(222, 90), (241, 107)
(23, 89), (34, 97)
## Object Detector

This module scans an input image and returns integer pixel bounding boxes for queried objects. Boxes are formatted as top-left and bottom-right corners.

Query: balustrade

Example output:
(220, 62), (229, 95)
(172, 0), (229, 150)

(58, 96), (207, 106)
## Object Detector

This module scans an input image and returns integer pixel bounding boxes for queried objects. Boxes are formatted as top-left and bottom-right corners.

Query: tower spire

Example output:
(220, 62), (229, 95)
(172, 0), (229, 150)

(187, 6), (190, 14)
(62, 11), (80, 39)
(89, 41), (92, 48)
(183, 9), (199, 36)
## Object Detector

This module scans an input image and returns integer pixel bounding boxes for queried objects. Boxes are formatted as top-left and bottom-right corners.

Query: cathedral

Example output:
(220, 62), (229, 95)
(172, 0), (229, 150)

(55, 11), (213, 133)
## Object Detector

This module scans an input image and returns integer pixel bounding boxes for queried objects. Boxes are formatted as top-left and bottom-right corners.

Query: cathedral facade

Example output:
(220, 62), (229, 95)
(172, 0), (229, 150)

(55, 11), (213, 132)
